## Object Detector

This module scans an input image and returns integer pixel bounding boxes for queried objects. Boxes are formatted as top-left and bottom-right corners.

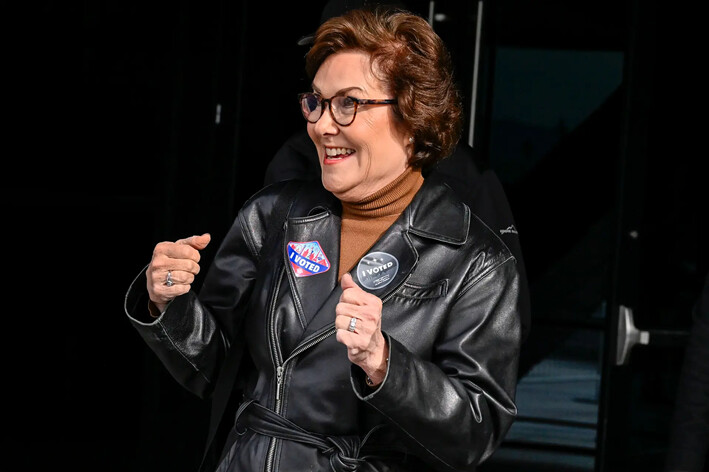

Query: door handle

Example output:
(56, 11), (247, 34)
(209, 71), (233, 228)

(615, 305), (689, 365)
(616, 305), (649, 365)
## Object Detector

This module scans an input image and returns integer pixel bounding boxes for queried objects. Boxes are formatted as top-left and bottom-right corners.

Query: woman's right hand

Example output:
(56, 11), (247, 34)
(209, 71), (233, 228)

(146, 233), (211, 312)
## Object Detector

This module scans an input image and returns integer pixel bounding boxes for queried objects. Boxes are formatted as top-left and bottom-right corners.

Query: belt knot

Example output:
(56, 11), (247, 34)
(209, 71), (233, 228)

(324, 435), (362, 471)
(236, 400), (393, 472)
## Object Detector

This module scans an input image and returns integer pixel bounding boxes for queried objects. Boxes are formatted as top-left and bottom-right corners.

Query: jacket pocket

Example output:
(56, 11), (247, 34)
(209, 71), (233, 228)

(393, 279), (448, 300)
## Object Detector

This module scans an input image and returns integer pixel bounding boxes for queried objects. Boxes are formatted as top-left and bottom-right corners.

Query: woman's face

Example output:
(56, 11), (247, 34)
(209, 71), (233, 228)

(307, 51), (410, 202)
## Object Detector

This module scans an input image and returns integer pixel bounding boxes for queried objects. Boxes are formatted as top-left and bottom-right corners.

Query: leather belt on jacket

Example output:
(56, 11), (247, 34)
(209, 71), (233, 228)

(235, 400), (405, 471)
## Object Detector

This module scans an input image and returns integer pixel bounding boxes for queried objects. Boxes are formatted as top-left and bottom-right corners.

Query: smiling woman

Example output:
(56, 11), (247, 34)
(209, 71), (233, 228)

(124, 5), (523, 472)
(305, 50), (409, 202)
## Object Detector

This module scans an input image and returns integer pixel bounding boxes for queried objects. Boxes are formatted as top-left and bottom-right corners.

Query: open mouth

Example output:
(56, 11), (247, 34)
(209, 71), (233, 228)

(325, 147), (355, 160)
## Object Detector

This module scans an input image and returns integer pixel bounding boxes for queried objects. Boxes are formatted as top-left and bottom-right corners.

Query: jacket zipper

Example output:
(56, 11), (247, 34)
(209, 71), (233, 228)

(274, 328), (336, 403)
(265, 327), (335, 472)
(265, 267), (285, 472)
(264, 267), (337, 471)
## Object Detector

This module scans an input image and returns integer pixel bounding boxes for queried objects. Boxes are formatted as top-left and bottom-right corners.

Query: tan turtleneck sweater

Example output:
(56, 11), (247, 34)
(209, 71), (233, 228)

(338, 167), (424, 280)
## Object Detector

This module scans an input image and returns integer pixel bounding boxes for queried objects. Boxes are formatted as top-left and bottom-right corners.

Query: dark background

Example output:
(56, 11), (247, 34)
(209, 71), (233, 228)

(5, 1), (331, 470)
(3, 1), (705, 471)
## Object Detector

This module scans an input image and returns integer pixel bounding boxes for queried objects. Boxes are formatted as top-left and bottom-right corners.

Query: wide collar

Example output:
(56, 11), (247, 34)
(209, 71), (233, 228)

(405, 173), (470, 245)
(280, 176), (470, 351)
(288, 174), (470, 244)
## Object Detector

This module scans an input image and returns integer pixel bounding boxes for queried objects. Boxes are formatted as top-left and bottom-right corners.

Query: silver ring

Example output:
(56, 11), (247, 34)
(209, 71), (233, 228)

(348, 317), (357, 332)
(166, 271), (174, 287)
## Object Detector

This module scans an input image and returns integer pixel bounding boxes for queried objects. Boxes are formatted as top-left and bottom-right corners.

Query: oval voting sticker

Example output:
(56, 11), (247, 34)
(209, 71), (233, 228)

(356, 251), (399, 290)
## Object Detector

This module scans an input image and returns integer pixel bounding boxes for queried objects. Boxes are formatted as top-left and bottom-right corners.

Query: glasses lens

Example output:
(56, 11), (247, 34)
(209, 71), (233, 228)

(301, 93), (321, 122)
(331, 96), (356, 125)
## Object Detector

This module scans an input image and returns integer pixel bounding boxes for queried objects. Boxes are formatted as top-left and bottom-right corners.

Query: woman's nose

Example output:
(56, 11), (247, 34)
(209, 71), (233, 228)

(313, 105), (338, 135)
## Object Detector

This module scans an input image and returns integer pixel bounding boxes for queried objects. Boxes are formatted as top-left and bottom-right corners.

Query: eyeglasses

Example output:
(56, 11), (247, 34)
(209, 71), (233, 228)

(298, 92), (397, 127)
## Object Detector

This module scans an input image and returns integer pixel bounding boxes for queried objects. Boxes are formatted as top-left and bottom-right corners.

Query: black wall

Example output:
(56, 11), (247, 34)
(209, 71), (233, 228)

(5, 1), (328, 470)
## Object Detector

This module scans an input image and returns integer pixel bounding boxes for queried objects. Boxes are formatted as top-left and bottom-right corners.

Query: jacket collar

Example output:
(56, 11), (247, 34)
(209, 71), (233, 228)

(405, 173), (470, 246)
(292, 174), (470, 246)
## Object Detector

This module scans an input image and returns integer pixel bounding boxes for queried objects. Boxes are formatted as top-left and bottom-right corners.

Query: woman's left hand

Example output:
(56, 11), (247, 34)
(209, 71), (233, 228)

(335, 273), (389, 386)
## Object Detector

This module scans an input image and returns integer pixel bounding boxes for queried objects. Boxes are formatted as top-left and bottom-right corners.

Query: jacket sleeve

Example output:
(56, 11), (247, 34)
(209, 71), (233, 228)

(664, 272), (709, 472)
(353, 257), (521, 471)
(124, 181), (291, 400)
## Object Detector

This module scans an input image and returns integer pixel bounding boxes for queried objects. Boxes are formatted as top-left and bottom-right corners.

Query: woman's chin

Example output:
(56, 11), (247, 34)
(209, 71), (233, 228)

(323, 180), (357, 202)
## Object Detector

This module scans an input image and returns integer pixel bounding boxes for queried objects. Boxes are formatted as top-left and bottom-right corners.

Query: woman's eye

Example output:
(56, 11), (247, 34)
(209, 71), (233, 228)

(306, 95), (320, 111)
(341, 97), (356, 109)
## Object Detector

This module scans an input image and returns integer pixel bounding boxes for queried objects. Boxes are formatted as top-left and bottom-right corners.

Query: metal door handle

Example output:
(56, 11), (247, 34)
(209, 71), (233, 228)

(616, 305), (650, 365)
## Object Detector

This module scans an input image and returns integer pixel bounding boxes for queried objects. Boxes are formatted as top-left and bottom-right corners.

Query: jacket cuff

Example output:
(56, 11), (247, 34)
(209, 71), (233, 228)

(125, 264), (176, 324)
(124, 265), (156, 324)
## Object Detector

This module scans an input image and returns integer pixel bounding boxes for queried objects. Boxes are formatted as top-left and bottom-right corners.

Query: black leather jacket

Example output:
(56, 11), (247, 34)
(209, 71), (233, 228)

(125, 177), (522, 472)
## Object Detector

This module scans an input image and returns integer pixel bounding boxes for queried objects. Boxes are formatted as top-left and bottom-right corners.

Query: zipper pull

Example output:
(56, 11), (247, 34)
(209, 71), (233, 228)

(276, 365), (283, 401)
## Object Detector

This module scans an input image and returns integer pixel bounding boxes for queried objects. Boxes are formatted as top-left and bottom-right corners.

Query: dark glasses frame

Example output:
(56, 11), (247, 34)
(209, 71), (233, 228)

(298, 92), (397, 126)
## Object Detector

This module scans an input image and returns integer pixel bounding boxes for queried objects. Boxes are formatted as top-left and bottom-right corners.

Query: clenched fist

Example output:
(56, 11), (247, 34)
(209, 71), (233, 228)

(335, 273), (389, 386)
(146, 233), (211, 313)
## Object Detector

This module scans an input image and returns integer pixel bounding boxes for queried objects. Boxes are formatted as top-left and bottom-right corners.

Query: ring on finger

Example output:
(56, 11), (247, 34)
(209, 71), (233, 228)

(166, 270), (174, 287)
(347, 317), (357, 332)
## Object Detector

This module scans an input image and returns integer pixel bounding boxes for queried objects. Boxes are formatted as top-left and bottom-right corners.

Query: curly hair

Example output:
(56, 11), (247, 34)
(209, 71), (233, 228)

(305, 6), (463, 170)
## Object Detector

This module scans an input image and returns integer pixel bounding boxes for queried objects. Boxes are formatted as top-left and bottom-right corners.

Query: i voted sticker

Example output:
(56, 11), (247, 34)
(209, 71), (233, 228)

(288, 241), (331, 277)
(356, 251), (399, 290)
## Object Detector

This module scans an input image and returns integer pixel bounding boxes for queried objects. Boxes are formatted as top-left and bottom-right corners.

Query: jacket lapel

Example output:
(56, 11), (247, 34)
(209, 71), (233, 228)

(299, 212), (418, 342)
(283, 209), (340, 330)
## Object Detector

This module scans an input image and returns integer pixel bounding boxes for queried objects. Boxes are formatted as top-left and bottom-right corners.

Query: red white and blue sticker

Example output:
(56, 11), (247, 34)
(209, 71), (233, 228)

(356, 251), (399, 290)
(287, 241), (331, 277)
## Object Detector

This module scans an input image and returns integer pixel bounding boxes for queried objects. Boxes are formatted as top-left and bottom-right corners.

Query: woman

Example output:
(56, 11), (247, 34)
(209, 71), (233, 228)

(125, 6), (522, 472)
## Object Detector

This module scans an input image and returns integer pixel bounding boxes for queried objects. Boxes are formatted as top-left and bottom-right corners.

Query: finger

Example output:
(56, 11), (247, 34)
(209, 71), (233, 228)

(147, 261), (199, 291)
(335, 312), (361, 332)
(153, 242), (203, 264)
(336, 301), (378, 326)
(335, 302), (364, 318)
(176, 233), (211, 250)
(340, 289), (365, 306)
(163, 270), (196, 287)
(339, 291), (383, 316)
(153, 281), (192, 295)
(163, 259), (202, 275)
(340, 273), (358, 290)
(149, 255), (202, 280)
(154, 268), (197, 288)
(147, 272), (191, 305)
(339, 274), (368, 306)
(335, 329), (367, 351)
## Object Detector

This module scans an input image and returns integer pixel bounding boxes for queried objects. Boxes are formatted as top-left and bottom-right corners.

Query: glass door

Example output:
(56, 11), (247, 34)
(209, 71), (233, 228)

(424, 1), (705, 470)
(475, 2), (627, 469)
(425, 0), (648, 470)
(595, 0), (706, 468)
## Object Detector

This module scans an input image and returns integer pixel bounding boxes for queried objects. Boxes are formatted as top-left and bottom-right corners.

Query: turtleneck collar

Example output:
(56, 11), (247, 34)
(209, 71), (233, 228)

(340, 167), (424, 219)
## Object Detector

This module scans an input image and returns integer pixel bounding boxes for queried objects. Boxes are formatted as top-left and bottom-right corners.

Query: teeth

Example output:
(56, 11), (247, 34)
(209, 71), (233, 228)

(325, 147), (354, 157)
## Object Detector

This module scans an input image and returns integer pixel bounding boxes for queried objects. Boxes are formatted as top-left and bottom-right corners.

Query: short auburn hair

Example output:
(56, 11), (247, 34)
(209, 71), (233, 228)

(305, 6), (463, 170)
